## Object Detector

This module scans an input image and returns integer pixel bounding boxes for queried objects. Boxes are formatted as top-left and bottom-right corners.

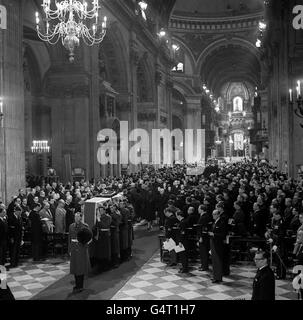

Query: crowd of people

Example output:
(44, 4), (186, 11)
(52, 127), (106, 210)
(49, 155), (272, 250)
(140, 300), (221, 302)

(0, 160), (303, 294)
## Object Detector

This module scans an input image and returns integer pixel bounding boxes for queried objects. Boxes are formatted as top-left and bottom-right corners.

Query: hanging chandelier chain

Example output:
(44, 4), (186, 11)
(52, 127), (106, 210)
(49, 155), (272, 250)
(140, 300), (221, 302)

(36, 0), (107, 62)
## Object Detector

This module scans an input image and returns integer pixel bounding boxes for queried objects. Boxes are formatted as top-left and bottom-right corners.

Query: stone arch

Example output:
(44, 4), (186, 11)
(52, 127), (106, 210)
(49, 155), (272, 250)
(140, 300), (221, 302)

(98, 23), (128, 94)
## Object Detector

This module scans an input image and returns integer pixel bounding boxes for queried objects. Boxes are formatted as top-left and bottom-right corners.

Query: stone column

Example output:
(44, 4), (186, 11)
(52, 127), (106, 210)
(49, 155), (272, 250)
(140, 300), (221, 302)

(129, 38), (139, 173)
(0, 0), (25, 203)
(185, 96), (204, 163)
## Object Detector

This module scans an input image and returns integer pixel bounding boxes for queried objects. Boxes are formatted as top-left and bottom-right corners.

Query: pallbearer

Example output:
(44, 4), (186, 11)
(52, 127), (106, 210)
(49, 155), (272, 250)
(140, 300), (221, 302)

(92, 206), (112, 271)
(125, 199), (134, 260)
(119, 200), (130, 262)
(110, 204), (122, 268)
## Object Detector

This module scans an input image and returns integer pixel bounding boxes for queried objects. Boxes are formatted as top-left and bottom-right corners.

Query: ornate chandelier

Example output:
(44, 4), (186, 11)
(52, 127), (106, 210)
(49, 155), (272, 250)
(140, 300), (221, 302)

(35, 0), (107, 62)
(31, 140), (50, 153)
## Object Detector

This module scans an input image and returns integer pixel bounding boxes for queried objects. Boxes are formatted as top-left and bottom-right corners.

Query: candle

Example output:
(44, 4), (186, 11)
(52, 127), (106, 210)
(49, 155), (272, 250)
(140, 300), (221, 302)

(289, 89), (292, 102)
(297, 80), (301, 98)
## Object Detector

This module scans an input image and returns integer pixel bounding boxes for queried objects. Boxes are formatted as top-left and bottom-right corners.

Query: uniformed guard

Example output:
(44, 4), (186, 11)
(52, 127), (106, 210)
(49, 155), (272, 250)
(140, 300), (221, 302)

(68, 212), (92, 293)
(126, 200), (135, 260)
(92, 206), (112, 271)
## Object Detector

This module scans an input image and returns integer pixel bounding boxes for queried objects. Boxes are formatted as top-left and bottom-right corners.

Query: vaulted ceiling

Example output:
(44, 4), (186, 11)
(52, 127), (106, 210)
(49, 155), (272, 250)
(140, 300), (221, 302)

(172, 0), (264, 18)
(201, 44), (261, 96)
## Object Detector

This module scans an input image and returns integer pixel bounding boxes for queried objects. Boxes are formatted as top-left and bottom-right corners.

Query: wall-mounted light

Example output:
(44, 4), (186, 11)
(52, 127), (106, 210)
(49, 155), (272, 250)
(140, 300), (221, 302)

(158, 28), (166, 37)
(138, 1), (147, 20)
(256, 39), (261, 48)
(138, 1), (148, 11)
(259, 21), (267, 31)
(172, 44), (179, 51)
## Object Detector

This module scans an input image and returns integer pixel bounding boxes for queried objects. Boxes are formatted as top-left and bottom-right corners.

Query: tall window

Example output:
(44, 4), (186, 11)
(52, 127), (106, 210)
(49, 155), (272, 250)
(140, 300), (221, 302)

(233, 96), (243, 112)
(234, 132), (244, 151)
(172, 47), (185, 73)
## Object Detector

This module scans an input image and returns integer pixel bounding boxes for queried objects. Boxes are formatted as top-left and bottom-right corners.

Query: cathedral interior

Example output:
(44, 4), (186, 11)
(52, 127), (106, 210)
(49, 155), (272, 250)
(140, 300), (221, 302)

(0, 0), (303, 302)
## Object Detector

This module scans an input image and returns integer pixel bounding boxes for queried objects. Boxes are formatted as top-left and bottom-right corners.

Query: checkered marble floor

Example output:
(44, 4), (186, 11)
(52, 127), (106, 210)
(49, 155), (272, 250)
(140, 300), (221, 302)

(6, 258), (70, 300)
(111, 252), (297, 300)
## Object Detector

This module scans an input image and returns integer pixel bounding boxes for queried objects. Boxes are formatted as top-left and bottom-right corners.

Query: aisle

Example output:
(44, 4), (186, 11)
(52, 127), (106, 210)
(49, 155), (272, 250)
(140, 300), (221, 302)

(32, 227), (160, 300)
(112, 252), (296, 300)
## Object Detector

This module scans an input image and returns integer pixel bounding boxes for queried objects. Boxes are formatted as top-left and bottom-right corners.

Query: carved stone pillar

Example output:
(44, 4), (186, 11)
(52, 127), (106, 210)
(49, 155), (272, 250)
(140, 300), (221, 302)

(0, 0), (25, 203)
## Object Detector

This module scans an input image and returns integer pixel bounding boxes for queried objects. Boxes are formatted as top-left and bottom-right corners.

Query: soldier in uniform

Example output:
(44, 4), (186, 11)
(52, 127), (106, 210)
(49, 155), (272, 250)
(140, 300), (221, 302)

(126, 200), (134, 260)
(209, 209), (228, 283)
(265, 205), (287, 279)
(197, 204), (212, 271)
(252, 249), (275, 300)
(92, 206), (112, 271)
(109, 204), (122, 268)
(68, 212), (92, 293)
(119, 200), (130, 262)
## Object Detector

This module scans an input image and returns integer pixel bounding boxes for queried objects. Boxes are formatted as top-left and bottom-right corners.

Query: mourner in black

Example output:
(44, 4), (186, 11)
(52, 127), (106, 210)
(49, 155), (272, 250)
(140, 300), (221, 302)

(0, 206), (8, 266)
(8, 207), (23, 268)
(197, 205), (212, 271)
(175, 210), (191, 273)
(164, 208), (179, 266)
(252, 250), (275, 300)
(29, 203), (43, 261)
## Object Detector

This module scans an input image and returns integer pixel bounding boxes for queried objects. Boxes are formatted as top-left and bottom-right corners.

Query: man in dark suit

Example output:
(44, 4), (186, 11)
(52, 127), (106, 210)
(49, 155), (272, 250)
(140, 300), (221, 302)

(197, 205), (212, 271)
(0, 206), (8, 266)
(209, 209), (228, 283)
(8, 207), (23, 268)
(29, 203), (43, 261)
(175, 210), (191, 273)
(164, 208), (179, 266)
(252, 250), (275, 300)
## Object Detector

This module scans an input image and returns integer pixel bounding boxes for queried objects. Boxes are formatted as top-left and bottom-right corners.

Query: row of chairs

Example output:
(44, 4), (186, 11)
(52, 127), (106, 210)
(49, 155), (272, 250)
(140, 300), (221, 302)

(158, 225), (278, 263)
(20, 232), (69, 258)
